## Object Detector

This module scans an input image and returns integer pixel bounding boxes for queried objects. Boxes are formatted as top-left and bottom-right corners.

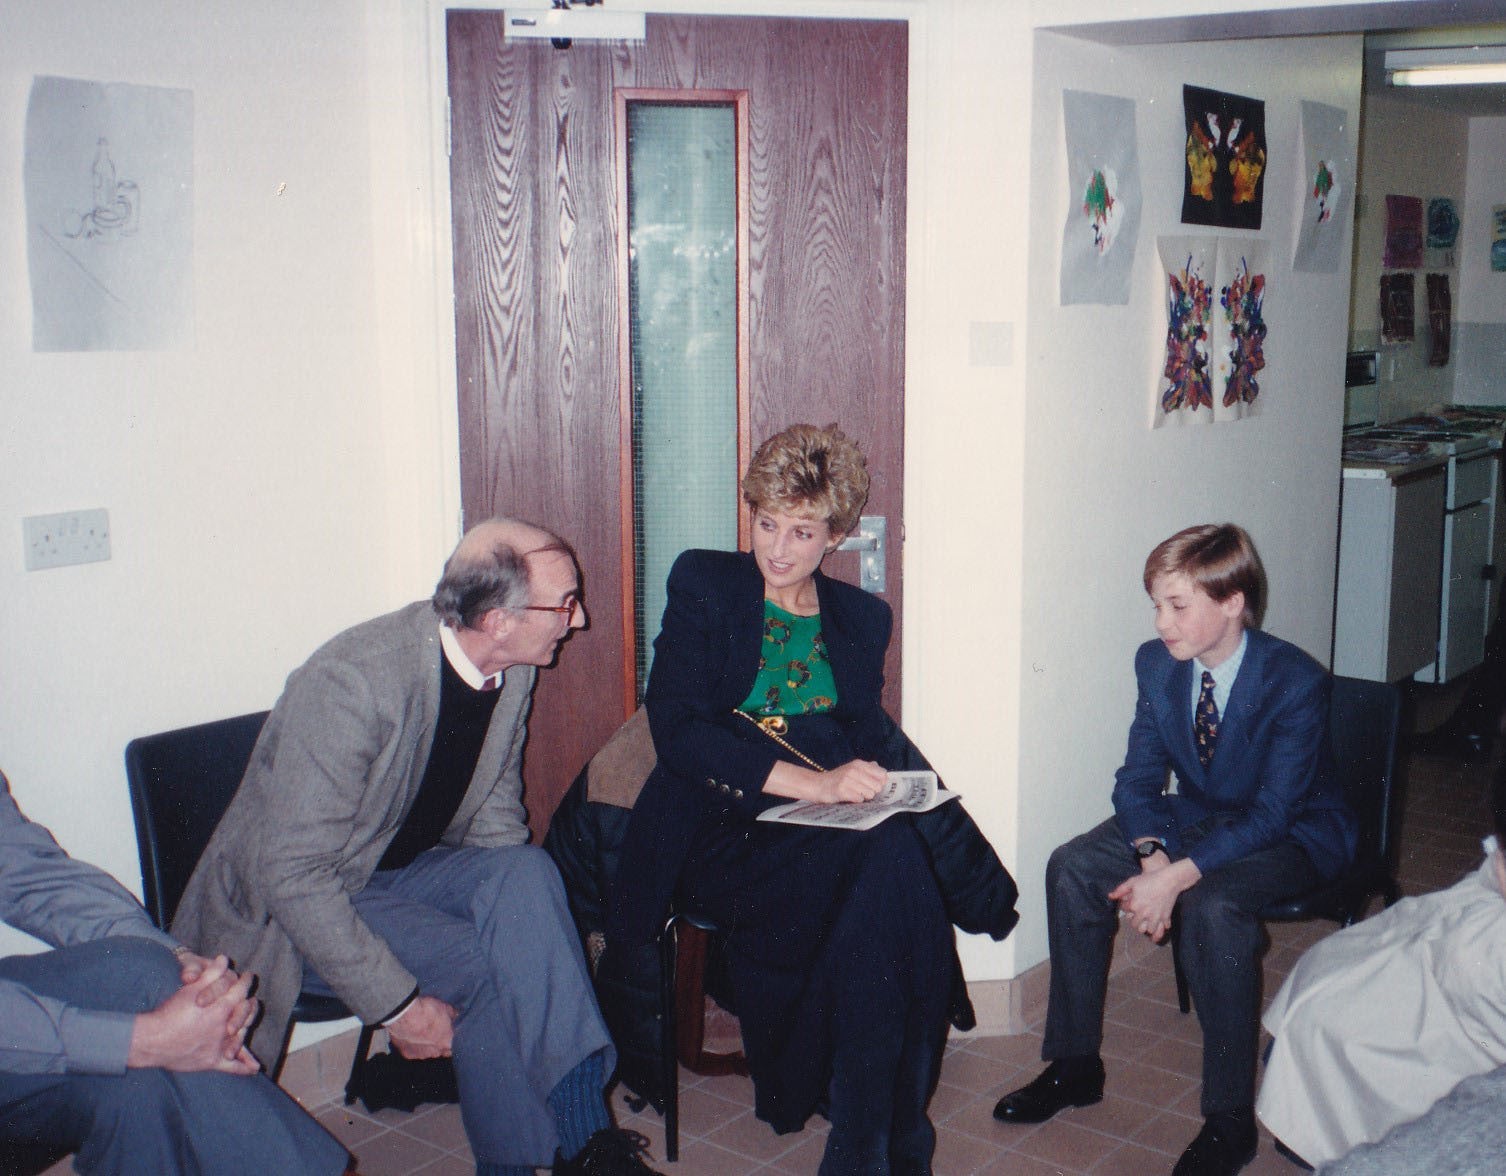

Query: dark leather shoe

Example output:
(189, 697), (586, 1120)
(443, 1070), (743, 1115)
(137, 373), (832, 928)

(553, 1128), (663, 1175)
(1172, 1113), (1258, 1176)
(992, 1058), (1104, 1124)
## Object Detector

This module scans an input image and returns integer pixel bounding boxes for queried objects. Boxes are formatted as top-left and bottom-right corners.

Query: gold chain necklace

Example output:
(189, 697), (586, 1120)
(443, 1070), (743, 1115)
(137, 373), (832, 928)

(732, 709), (826, 773)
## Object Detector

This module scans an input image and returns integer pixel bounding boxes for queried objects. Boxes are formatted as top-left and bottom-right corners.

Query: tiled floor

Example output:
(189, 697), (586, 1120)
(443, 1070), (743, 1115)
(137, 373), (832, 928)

(96, 689), (1497, 1176)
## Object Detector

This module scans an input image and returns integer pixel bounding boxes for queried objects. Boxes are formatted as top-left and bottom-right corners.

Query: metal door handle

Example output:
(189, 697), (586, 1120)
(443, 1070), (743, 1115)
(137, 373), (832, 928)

(835, 515), (886, 594)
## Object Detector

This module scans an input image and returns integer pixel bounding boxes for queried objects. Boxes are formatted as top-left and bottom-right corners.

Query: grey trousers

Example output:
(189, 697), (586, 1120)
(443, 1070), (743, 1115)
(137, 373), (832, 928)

(334, 843), (615, 1168)
(1042, 815), (1319, 1115)
(0, 937), (348, 1176)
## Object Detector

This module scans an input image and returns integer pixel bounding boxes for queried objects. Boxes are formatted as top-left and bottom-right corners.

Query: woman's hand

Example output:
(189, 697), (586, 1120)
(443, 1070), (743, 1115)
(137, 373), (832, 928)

(764, 758), (888, 804)
(821, 759), (887, 804)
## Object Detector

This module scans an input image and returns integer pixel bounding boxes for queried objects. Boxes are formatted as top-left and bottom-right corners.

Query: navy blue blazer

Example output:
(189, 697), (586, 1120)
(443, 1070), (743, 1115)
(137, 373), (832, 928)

(1112, 629), (1357, 881)
(609, 548), (1017, 948)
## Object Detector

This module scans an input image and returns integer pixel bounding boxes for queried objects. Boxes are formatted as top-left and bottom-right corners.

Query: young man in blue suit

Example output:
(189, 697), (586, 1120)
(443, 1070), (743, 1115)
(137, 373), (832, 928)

(993, 524), (1356, 1176)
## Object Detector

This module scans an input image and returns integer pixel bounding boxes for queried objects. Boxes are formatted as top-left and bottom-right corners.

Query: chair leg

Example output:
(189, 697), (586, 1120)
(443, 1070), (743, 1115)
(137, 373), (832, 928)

(672, 925), (748, 1078)
(1170, 918), (1191, 1014)
(344, 1024), (377, 1107)
(660, 920), (680, 1163)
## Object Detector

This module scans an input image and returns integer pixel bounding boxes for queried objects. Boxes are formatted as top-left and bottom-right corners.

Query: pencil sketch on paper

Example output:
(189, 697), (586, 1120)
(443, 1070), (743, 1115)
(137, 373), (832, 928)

(25, 75), (194, 351)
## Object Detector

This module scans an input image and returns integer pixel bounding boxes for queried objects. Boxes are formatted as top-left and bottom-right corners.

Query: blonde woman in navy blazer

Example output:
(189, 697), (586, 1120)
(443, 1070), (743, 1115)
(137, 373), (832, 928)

(612, 424), (1016, 1176)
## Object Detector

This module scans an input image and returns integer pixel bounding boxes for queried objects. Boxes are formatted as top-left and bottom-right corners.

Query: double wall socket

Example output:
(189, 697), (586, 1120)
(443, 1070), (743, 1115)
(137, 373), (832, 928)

(23, 509), (111, 571)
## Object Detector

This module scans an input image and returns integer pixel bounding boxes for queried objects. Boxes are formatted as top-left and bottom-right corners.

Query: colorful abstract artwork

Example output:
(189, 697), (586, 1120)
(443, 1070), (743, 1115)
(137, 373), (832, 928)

(1427, 198), (1461, 249)
(1156, 236), (1214, 425)
(1292, 101), (1351, 273)
(1155, 237), (1269, 427)
(1217, 243), (1268, 412)
(1383, 195), (1424, 269)
(1181, 86), (1266, 231)
(1380, 272), (1415, 344)
(1060, 89), (1142, 305)
(1427, 273), (1451, 367)
(1492, 206), (1506, 273)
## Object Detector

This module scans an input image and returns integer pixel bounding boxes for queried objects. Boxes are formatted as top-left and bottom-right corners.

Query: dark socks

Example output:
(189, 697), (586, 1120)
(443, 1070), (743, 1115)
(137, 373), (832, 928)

(548, 1051), (611, 1161)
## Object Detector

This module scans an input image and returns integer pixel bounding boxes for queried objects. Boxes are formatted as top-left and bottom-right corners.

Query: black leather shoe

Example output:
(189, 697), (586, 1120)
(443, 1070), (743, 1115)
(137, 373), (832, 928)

(1272, 1136), (1314, 1170)
(992, 1058), (1105, 1124)
(553, 1128), (663, 1176)
(1172, 1112), (1258, 1176)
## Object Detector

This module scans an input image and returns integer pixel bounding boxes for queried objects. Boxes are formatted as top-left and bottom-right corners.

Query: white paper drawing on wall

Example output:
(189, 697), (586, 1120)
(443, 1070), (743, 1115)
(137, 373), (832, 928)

(1060, 89), (1142, 306)
(25, 75), (194, 351)
(1155, 236), (1268, 428)
(1291, 100), (1351, 274)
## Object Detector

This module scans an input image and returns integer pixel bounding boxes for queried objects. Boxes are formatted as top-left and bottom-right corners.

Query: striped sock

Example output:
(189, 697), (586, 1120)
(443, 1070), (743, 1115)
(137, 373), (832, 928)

(548, 1050), (611, 1160)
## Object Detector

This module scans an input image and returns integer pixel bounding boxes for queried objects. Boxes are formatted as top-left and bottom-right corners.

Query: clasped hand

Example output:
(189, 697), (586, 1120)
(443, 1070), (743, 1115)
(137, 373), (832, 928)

(127, 953), (260, 1075)
(1108, 856), (1201, 944)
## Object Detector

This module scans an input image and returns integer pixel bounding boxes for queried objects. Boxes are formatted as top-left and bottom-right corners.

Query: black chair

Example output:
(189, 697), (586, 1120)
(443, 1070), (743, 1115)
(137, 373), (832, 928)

(1173, 674), (1404, 1014)
(124, 710), (377, 1103)
(657, 910), (747, 1162)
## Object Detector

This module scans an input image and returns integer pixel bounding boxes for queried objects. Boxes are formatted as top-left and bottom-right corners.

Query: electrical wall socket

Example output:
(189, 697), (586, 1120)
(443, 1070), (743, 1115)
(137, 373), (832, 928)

(23, 509), (111, 571)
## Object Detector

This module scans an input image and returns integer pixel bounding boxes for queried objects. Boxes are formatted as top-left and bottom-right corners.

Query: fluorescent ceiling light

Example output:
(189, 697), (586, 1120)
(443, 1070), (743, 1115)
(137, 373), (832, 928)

(1385, 46), (1506, 87)
(505, 8), (646, 42)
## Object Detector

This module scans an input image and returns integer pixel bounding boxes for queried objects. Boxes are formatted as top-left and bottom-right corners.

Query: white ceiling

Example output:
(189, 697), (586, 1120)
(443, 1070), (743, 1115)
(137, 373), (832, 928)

(1050, 5), (1506, 119)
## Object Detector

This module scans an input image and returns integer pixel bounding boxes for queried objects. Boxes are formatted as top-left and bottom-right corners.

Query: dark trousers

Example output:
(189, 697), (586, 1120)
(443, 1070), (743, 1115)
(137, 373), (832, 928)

(1042, 816), (1319, 1115)
(0, 938), (348, 1176)
(678, 816), (952, 1176)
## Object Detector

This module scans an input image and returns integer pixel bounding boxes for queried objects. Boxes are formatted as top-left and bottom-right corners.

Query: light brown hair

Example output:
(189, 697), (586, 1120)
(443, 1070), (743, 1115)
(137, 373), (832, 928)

(741, 423), (870, 538)
(1143, 523), (1265, 628)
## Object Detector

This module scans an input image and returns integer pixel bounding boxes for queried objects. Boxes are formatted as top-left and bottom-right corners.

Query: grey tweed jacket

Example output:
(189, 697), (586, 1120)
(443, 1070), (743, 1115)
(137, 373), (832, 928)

(172, 602), (535, 1064)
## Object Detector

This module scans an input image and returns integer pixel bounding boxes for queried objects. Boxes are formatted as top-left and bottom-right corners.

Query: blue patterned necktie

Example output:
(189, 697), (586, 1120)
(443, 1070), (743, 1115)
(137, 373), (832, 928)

(1195, 669), (1219, 767)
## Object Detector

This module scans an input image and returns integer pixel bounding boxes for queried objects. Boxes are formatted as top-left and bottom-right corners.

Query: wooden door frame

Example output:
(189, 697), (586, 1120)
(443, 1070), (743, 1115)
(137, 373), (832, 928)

(613, 87), (752, 715)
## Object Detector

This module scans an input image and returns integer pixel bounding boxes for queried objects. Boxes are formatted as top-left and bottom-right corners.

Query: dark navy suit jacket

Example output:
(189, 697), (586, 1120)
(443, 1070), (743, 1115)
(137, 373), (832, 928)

(609, 548), (1028, 949)
(1112, 628), (1357, 881)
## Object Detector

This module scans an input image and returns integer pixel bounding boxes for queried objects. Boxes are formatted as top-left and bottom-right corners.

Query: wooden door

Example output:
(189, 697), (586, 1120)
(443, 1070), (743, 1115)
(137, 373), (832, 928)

(448, 13), (908, 834)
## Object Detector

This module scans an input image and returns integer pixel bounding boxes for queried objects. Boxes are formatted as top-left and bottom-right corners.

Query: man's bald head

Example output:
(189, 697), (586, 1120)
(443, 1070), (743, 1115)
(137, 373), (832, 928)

(431, 517), (576, 631)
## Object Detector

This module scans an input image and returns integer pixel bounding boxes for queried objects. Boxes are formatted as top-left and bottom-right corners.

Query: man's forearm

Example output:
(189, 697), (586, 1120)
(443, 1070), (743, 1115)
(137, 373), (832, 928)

(0, 979), (136, 1076)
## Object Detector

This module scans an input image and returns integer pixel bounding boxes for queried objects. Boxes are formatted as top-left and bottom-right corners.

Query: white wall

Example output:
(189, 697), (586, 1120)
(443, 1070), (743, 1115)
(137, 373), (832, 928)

(1011, 31), (1362, 969)
(0, 0), (454, 961)
(1347, 91), (1469, 419)
(1456, 115), (1506, 405)
(0, 0), (1427, 998)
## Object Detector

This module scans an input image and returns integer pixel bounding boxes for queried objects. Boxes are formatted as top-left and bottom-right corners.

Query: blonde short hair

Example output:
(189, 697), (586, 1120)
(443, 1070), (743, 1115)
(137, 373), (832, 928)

(741, 423), (870, 538)
(1143, 523), (1265, 628)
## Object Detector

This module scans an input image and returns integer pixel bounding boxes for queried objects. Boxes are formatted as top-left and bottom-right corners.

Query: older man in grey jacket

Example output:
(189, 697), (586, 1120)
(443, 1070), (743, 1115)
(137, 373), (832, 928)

(174, 518), (658, 1176)
(0, 773), (348, 1174)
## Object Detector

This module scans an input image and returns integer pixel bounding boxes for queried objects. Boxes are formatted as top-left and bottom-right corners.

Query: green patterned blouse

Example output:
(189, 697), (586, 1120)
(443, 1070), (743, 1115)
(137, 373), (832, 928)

(739, 600), (838, 717)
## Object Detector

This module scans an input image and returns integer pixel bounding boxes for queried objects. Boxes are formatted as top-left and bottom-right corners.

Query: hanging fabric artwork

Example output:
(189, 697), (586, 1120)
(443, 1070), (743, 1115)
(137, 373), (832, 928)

(1383, 195), (1423, 269)
(1291, 100), (1351, 273)
(1380, 272), (1415, 344)
(1427, 273), (1451, 367)
(1154, 236), (1268, 428)
(1059, 89), (1142, 305)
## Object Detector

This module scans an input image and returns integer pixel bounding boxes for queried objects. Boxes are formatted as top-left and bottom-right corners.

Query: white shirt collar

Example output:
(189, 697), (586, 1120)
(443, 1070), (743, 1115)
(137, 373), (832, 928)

(1193, 631), (1248, 717)
(439, 624), (502, 691)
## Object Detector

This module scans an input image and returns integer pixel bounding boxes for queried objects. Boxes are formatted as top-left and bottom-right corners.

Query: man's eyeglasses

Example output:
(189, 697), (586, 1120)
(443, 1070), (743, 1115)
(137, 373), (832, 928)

(520, 597), (582, 623)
